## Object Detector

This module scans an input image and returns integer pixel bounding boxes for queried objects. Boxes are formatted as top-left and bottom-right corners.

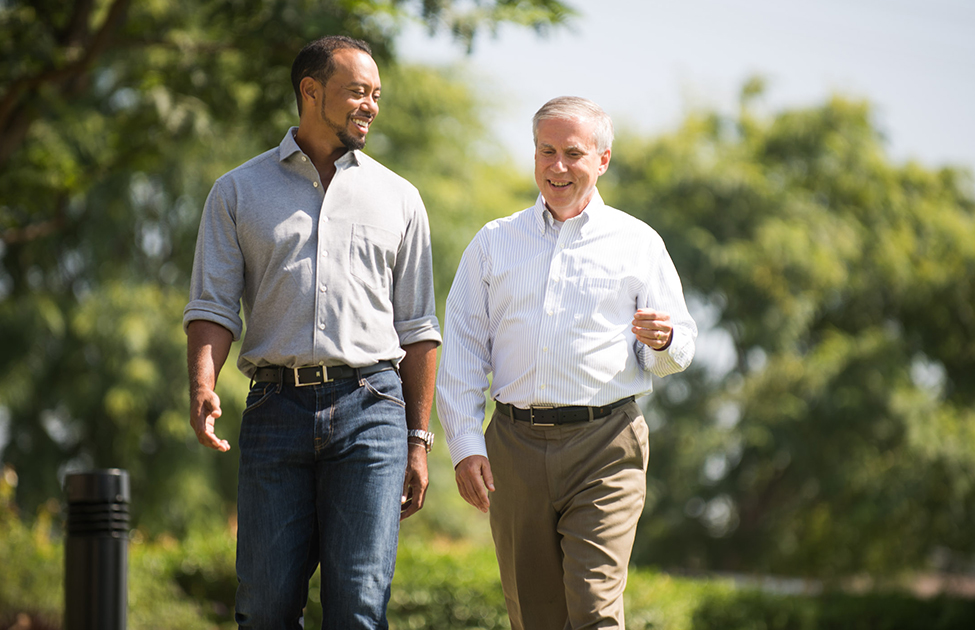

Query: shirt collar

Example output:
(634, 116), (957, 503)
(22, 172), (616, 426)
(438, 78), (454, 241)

(277, 127), (361, 167)
(531, 188), (605, 234)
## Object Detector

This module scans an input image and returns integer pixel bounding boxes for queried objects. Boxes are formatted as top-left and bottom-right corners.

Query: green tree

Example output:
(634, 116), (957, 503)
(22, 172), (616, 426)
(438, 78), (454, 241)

(604, 90), (975, 578)
(0, 0), (568, 533)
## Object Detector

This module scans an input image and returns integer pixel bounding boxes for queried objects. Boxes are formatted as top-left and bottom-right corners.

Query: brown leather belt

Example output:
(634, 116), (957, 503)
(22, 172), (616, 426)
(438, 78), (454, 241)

(252, 361), (395, 387)
(495, 396), (635, 427)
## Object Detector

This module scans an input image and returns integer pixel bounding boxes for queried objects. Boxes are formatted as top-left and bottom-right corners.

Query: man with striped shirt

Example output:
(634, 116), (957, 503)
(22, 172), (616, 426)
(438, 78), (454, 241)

(436, 96), (697, 630)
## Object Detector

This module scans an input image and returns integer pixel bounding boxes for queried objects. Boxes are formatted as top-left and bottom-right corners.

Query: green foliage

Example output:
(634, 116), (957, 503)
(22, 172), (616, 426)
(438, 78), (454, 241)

(389, 543), (510, 629)
(4, 0), (975, 594)
(0, 469), (62, 625)
(0, 0), (557, 534)
(5, 475), (971, 630)
(0, 467), (224, 628)
(691, 590), (975, 630)
(602, 92), (975, 577)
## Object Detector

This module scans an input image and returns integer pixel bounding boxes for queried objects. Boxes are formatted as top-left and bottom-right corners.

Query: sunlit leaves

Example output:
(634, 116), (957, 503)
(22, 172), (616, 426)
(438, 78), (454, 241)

(607, 93), (975, 577)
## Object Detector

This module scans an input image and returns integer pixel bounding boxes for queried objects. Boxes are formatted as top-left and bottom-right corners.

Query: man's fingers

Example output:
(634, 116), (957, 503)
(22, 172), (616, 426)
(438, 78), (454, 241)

(455, 456), (494, 513)
(191, 392), (230, 452)
(481, 463), (496, 493)
(461, 481), (488, 513)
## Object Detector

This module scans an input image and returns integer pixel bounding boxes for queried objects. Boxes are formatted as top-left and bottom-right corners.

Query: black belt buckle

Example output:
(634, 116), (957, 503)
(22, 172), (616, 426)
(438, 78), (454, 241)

(294, 366), (329, 387)
(529, 405), (556, 427)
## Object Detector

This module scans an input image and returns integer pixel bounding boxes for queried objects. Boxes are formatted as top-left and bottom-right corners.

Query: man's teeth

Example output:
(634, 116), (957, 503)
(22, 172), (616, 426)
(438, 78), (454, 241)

(550, 181), (571, 188)
(353, 119), (370, 131)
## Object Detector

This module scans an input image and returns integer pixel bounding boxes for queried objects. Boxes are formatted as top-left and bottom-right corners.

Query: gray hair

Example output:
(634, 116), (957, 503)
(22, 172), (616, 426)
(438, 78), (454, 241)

(532, 96), (614, 153)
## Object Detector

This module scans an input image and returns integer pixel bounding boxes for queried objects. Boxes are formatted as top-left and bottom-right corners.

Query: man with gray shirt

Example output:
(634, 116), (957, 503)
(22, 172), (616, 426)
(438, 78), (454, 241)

(184, 36), (440, 629)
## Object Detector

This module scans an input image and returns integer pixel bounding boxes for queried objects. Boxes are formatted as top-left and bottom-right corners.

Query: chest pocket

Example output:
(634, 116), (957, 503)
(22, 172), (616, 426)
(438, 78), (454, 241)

(350, 224), (400, 291)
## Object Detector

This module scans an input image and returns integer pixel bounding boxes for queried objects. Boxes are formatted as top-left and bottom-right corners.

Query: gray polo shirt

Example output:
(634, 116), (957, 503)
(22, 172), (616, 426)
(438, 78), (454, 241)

(184, 128), (442, 377)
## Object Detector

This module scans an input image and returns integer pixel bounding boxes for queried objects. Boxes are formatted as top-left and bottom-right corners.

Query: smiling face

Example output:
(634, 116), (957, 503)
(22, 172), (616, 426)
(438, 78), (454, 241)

(533, 116), (611, 221)
(306, 48), (381, 152)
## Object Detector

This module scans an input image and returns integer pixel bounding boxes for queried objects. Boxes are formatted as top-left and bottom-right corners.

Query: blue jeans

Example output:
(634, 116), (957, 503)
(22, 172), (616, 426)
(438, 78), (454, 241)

(234, 369), (407, 629)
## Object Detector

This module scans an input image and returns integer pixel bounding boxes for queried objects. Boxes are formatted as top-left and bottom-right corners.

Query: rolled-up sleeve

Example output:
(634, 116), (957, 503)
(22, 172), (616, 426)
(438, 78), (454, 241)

(183, 179), (245, 340)
(391, 191), (442, 348)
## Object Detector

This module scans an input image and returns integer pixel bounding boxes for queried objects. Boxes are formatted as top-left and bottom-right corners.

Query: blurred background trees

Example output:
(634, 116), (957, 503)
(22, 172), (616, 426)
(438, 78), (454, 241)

(606, 90), (975, 580)
(2, 0), (974, 608)
(0, 0), (570, 535)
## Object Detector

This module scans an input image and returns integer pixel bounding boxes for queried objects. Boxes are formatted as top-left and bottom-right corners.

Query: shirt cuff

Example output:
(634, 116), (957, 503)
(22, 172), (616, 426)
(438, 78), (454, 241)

(396, 315), (443, 348)
(183, 303), (243, 340)
(446, 432), (489, 469)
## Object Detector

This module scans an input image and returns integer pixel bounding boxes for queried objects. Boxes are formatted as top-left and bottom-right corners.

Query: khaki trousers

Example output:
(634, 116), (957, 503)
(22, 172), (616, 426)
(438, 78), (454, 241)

(486, 401), (650, 630)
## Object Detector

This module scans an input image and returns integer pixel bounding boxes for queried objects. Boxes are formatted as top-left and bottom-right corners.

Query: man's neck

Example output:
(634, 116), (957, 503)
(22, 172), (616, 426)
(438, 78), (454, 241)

(293, 125), (348, 187)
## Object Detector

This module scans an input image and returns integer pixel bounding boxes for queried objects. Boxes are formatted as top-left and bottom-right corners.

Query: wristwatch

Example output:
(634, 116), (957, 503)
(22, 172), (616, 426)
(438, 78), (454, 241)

(407, 429), (435, 453)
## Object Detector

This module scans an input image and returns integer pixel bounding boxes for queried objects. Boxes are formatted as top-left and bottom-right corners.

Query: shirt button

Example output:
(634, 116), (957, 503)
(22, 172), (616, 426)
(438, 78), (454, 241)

(547, 310), (554, 316)
(539, 384), (546, 390)
(322, 251), (328, 258)
(313, 181), (319, 188)
(319, 322), (326, 330)
(320, 285), (327, 293)
(301, 156), (307, 162)
(542, 347), (549, 352)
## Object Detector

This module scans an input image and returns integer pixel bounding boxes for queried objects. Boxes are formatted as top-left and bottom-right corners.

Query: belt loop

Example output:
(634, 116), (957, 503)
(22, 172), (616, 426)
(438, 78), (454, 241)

(499, 402), (514, 423)
(275, 366), (284, 393)
(587, 407), (594, 422)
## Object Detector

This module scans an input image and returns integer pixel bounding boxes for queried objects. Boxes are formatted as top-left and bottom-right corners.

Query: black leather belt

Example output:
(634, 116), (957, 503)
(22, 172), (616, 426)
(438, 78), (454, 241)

(495, 396), (635, 427)
(253, 361), (395, 387)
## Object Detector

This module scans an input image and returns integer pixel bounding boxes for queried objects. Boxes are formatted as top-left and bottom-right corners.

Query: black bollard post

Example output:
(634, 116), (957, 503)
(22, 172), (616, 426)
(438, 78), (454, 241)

(64, 469), (130, 630)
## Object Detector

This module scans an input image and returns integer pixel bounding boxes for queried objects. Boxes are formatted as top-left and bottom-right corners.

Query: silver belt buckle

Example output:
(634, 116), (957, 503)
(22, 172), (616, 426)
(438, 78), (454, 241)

(530, 405), (555, 427)
(293, 366), (329, 387)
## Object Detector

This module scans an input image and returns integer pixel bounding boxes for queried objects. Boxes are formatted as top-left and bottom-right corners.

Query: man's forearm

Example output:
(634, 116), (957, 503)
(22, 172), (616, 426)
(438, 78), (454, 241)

(187, 320), (233, 392)
(399, 340), (438, 431)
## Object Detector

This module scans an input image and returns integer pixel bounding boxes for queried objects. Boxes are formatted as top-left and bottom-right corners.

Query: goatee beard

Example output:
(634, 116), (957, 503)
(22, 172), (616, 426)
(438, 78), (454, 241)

(338, 129), (365, 151)
(322, 101), (366, 151)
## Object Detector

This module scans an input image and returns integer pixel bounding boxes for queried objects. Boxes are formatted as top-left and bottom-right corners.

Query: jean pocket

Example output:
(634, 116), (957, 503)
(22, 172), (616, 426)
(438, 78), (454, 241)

(243, 382), (276, 415)
(361, 371), (406, 408)
(350, 224), (400, 291)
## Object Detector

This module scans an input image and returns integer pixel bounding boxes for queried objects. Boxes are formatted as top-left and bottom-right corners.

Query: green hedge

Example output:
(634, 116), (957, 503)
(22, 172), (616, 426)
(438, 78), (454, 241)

(690, 589), (975, 630)
(2, 484), (974, 630)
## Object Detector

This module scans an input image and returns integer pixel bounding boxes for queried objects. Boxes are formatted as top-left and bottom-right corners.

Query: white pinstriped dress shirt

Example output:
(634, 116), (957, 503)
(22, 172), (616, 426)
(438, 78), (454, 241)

(436, 190), (697, 467)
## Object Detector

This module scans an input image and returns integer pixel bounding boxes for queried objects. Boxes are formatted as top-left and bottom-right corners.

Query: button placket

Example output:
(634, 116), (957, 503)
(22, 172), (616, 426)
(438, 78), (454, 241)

(537, 232), (565, 400)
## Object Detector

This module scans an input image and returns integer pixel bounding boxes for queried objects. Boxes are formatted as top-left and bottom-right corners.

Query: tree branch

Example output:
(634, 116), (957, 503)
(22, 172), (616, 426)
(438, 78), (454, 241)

(0, 0), (131, 169)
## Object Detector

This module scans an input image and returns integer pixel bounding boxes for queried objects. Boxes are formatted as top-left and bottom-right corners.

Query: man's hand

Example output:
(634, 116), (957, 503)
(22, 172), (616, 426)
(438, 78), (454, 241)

(401, 443), (429, 520)
(186, 320), (233, 452)
(190, 386), (231, 452)
(455, 455), (495, 513)
(632, 308), (674, 351)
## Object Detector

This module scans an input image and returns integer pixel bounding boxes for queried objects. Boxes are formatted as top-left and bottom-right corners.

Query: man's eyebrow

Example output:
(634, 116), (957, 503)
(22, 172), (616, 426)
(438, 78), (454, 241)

(538, 142), (586, 153)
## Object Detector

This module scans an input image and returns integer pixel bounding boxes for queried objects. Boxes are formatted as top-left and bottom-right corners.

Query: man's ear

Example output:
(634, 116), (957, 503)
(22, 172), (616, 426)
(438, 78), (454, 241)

(598, 148), (612, 175)
(299, 76), (321, 108)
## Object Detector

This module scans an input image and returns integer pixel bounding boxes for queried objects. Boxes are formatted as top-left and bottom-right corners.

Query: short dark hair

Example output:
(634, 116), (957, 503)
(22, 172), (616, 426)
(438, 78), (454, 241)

(291, 36), (372, 114)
